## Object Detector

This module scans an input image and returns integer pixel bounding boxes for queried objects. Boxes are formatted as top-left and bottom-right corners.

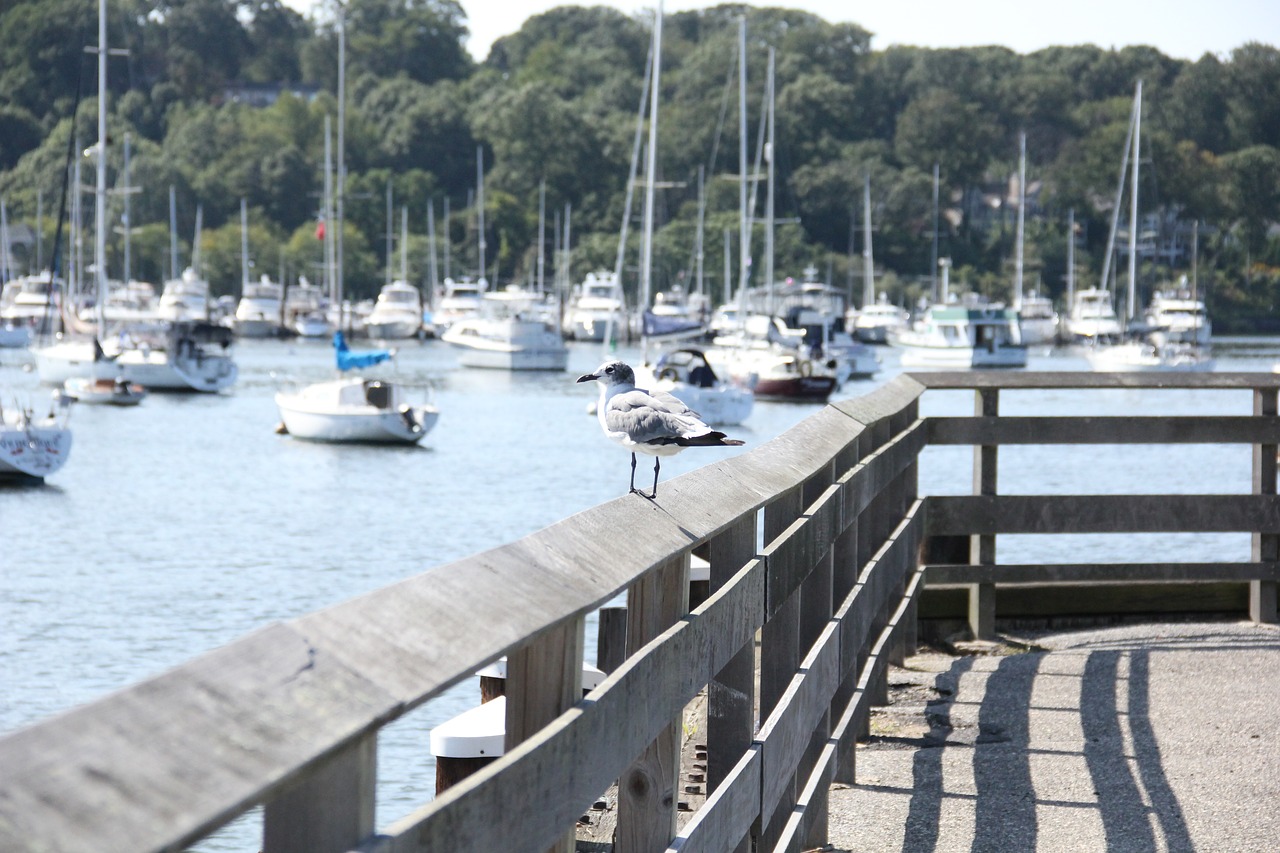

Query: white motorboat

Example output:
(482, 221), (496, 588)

(37, 322), (237, 392)
(564, 270), (627, 342)
(62, 375), (146, 406)
(432, 277), (486, 335)
(232, 275), (286, 338)
(1143, 282), (1211, 346)
(363, 280), (422, 340)
(275, 332), (439, 444)
(0, 273), (62, 337)
(1083, 339), (1215, 372)
(156, 268), (212, 323)
(440, 290), (568, 371)
(1, 392), (72, 481)
(1018, 292), (1059, 346)
(1062, 287), (1123, 343)
(852, 294), (910, 344)
(890, 304), (1028, 369)
(636, 347), (754, 426)
(284, 277), (333, 338)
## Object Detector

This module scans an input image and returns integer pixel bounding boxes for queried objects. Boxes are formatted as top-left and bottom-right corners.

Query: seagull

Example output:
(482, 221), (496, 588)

(577, 360), (744, 498)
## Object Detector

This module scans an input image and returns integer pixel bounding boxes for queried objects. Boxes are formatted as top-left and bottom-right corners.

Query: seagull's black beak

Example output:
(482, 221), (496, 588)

(576, 372), (597, 383)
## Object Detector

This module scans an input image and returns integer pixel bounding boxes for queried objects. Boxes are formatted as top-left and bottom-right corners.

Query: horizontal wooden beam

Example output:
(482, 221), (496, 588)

(909, 371), (1280, 391)
(925, 562), (1280, 584)
(926, 494), (1280, 535)
(929, 416), (1280, 446)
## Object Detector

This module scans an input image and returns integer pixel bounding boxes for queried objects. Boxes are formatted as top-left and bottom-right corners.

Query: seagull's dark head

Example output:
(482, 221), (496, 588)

(577, 360), (635, 388)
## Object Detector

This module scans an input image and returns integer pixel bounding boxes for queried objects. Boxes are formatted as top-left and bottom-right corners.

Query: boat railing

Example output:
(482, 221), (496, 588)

(0, 372), (1276, 853)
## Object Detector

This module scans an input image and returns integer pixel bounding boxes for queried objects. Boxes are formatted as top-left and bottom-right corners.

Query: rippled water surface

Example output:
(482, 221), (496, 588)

(3, 334), (1277, 848)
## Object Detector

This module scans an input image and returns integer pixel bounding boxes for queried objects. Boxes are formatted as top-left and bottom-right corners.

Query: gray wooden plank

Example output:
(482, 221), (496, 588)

(368, 559), (766, 853)
(666, 746), (762, 853)
(925, 494), (1280, 536)
(909, 371), (1280, 391)
(0, 624), (398, 853)
(925, 562), (1280, 584)
(930, 415), (1280, 446)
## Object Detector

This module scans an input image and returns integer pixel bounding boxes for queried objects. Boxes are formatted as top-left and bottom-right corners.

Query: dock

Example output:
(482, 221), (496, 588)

(0, 372), (1276, 853)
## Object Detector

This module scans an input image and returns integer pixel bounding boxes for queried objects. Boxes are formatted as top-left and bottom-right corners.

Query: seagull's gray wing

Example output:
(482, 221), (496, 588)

(605, 389), (707, 444)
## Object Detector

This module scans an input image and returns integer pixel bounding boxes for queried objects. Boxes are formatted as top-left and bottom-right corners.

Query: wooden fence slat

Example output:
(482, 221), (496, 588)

(263, 733), (376, 853)
(667, 746), (762, 853)
(927, 494), (1280, 536)
(930, 415), (1280, 445)
(925, 561), (1280, 584)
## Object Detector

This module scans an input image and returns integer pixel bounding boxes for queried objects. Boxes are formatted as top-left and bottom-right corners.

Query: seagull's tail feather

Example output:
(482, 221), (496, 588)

(676, 431), (745, 448)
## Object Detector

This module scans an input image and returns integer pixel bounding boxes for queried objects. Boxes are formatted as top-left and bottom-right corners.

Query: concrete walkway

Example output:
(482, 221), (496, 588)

(827, 622), (1280, 853)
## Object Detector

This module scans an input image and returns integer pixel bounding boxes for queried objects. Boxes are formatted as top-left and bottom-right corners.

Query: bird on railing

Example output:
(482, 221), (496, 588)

(577, 360), (745, 499)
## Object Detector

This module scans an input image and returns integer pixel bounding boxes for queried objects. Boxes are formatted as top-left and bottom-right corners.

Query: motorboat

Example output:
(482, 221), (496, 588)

(363, 280), (422, 340)
(1017, 292), (1059, 347)
(890, 304), (1028, 369)
(0, 273), (62, 337)
(851, 292), (910, 344)
(38, 322), (237, 392)
(232, 275), (286, 338)
(0, 392), (72, 481)
(284, 277), (333, 339)
(156, 268), (212, 323)
(1143, 282), (1211, 346)
(563, 270), (627, 342)
(705, 341), (838, 403)
(1061, 287), (1123, 343)
(635, 347), (754, 426)
(275, 332), (439, 444)
(432, 277), (486, 335)
(1083, 339), (1214, 372)
(440, 289), (568, 371)
(62, 375), (146, 406)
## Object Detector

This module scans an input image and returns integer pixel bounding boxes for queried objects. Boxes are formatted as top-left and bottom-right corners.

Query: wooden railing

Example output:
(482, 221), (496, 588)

(0, 372), (1276, 853)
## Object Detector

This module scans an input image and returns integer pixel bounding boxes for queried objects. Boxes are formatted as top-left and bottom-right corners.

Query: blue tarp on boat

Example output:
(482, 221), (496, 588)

(334, 331), (392, 371)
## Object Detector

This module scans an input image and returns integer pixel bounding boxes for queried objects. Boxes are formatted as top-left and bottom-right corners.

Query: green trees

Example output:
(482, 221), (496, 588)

(1, 2), (1278, 329)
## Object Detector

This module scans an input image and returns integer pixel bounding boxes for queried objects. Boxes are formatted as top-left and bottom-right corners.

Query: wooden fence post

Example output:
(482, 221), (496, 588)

(506, 615), (586, 853)
(615, 554), (690, 853)
(1252, 386), (1278, 623)
(262, 732), (376, 853)
(969, 387), (999, 639)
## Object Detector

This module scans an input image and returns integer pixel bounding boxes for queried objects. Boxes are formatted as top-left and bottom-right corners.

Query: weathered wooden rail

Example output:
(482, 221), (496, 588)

(0, 372), (1276, 853)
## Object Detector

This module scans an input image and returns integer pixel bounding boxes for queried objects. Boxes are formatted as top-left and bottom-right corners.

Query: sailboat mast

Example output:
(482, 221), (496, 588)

(1014, 130), (1026, 311)
(169, 186), (178, 281)
(323, 115), (335, 304)
(862, 172), (874, 309)
(931, 163), (939, 303)
(1100, 86), (1138, 305)
(476, 147), (486, 283)
(1066, 207), (1076, 306)
(385, 180), (393, 286)
(695, 165), (705, 300)
(537, 181), (546, 293)
(240, 198), (249, 292)
(336, 3), (346, 311)
(763, 47), (775, 309)
(737, 16), (749, 307)
(1127, 80), (1142, 321)
(400, 205), (408, 283)
(93, 0), (107, 334)
(639, 1), (662, 319)
(122, 133), (131, 285)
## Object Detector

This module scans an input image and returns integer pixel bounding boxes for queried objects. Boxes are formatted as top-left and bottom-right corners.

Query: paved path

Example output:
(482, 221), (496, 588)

(826, 622), (1280, 853)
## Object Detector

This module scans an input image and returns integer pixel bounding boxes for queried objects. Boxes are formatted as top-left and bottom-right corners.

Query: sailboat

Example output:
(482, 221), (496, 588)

(704, 38), (835, 402)
(440, 150), (568, 370)
(365, 203), (424, 340)
(1083, 81), (1213, 372)
(1, 392), (72, 481)
(274, 331), (438, 443)
(626, 6), (751, 424)
(850, 174), (908, 344)
(35, 2), (237, 393)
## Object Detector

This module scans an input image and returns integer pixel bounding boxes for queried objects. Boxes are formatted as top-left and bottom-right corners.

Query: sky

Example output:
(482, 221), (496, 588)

(285, 0), (1279, 63)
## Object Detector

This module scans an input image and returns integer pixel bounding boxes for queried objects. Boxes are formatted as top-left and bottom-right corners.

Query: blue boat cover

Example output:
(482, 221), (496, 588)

(334, 331), (392, 371)
(641, 310), (705, 341)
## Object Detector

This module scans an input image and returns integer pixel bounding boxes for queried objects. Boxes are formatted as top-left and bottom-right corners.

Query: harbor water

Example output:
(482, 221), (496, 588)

(3, 335), (1279, 849)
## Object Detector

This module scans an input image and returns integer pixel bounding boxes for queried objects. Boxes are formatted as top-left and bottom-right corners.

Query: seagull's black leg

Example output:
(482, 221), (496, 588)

(629, 452), (638, 494)
(649, 457), (661, 498)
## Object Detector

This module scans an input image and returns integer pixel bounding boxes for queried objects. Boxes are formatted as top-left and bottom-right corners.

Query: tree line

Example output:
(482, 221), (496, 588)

(1, 0), (1278, 330)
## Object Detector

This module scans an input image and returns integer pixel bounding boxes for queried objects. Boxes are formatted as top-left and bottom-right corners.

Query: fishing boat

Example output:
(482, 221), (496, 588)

(275, 332), (438, 444)
(0, 392), (72, 481)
